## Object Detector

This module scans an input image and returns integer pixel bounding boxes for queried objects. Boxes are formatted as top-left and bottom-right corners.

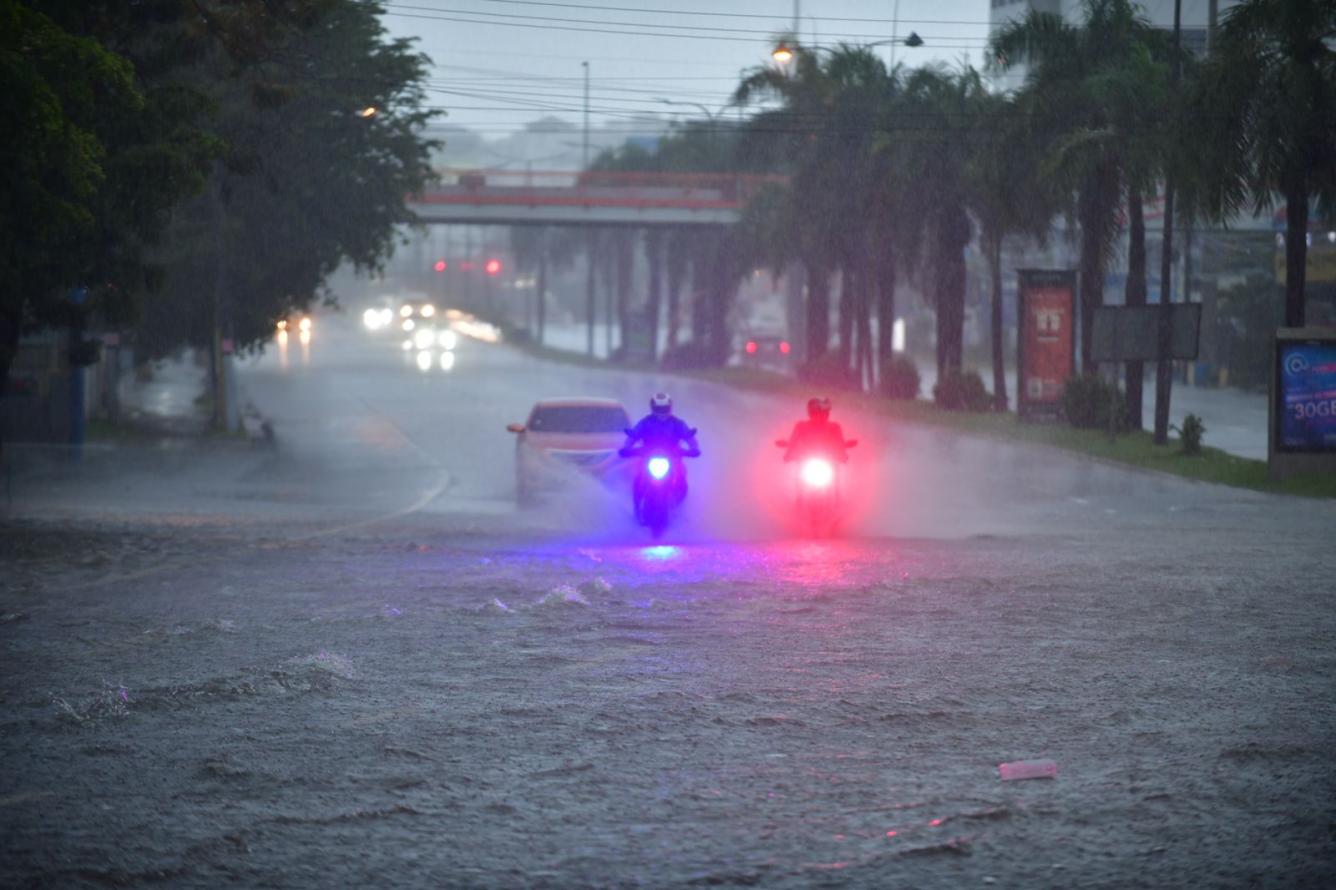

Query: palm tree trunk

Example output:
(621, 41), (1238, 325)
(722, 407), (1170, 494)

(806, 260), (831, 363)
(837, 267), (853, 371)
(875, 246), (896, 388)
(1284, 186), (1309, 328)
(1124, 182), (1147, 429)
(1077, 165), (1117, 374)
(989, 235), (1007, 411)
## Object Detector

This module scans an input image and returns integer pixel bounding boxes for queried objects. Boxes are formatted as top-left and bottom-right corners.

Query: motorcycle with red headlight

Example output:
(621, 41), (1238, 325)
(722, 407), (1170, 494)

(775, 437), (857, 536)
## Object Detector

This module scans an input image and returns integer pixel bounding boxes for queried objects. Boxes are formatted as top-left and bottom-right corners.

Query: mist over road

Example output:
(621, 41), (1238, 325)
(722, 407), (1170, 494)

(3, 314), (1333, 888)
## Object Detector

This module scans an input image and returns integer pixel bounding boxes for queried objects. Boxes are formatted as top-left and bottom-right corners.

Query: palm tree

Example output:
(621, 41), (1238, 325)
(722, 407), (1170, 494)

(736, 45), (904, 386)
(967, 87), (1061, 411)
(895, 65), (986, 383)
(992, 0), (1171, 375)
(1188, 0), (1336, 328)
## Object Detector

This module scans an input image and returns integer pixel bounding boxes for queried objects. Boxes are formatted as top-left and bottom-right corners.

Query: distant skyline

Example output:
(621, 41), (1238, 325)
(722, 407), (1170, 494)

(379, 0), (993, 147)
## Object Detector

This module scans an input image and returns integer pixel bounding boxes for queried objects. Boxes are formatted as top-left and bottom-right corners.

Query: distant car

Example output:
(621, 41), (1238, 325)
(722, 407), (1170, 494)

(276, 313), (313, 341)
(739, 333), (793, 370)
(506, 398), (631, 504)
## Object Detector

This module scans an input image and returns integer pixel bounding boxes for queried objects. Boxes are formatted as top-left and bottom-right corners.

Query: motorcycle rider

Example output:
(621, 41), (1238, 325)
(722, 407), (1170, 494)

(782, 397), (851, 464)
(620, 392), (701, 503)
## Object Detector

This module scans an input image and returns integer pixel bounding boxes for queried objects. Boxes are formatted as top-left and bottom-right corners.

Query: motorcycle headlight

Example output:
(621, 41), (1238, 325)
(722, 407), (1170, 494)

(800, 458), (834, 488)
(647, 457), (671, 480)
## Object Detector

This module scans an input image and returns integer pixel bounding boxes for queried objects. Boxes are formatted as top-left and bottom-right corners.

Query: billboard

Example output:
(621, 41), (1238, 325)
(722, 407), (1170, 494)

(1017, 269), (1076, 419)
(1091, 304), (1202, 363)
(1275, 337), (1336, 452)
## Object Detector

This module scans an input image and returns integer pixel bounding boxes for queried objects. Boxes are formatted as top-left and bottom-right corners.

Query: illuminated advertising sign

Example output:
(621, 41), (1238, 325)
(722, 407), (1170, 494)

(1276, 339), (1336, 452)
(1017, 269), (1076, 419)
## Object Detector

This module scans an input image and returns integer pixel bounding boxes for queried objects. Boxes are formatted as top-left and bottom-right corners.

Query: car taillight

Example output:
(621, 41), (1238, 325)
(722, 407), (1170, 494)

(800, 458), (834, 488)
(745, 341), (757, 354)
(779, 341), (791, 354)
(647, 457), (671, 480)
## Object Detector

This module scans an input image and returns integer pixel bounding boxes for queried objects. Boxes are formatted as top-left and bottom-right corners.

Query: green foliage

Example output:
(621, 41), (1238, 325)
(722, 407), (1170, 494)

(0, 0), (200, 391)
(129, 0), (439, 359)
(879, 354), (920, 400)
(933, 370), (991, 412)
(1173, 414), (1206, 455)
(1062, 373), (1129, 430)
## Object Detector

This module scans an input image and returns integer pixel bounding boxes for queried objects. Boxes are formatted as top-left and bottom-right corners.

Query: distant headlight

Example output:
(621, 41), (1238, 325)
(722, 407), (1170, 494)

(415, 350), (433, 372)
(298, 317), (312, 333)
(402, 319), (415, 332)
(401, 339), (412, 351)
(420, 304), (436, 318)
(413, 328), (435, 349)
(362, 308), (383, 330)
(399, 305), (413, 318)
(437, 329), (458, 350)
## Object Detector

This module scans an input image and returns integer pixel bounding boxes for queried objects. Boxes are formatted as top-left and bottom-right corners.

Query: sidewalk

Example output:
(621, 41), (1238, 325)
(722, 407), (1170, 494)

(117, 351), (210, 436)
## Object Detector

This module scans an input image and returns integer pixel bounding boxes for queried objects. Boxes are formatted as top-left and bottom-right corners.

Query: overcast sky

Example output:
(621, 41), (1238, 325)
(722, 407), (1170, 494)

(378, 1), (994, 143)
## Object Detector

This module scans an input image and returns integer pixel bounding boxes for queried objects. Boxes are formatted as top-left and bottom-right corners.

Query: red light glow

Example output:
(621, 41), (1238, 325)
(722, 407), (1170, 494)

(745, 340), (758, 354)
(779, 341), (791, 354)
(485, 258), (502, 275)
(433, 260), (447, 272)
(800, 458), (834, 488)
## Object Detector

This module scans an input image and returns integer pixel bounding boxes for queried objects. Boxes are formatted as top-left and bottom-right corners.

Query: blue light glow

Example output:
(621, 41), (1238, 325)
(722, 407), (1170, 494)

(642, 545), (681, 561)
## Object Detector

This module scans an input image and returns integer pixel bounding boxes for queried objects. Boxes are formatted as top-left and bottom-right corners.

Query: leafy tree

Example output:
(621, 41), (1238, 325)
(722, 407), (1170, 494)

(1188, 0), (1336, 327)
(0, 0), (212, 407)
(135, 0), (437, 363)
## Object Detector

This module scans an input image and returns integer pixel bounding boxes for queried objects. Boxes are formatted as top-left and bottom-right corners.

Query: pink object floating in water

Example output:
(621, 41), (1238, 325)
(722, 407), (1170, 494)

(998, 759), (1058, 781)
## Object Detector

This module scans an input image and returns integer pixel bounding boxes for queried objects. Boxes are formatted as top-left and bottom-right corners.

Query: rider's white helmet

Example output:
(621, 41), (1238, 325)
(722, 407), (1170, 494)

(650, 392), (673, 414)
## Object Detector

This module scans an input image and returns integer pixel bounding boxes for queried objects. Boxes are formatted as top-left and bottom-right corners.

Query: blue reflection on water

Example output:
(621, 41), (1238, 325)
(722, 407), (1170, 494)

(642, 545), (681, 561)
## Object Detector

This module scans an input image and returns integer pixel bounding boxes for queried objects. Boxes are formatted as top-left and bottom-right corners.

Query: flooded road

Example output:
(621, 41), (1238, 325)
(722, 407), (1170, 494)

(3, 316), (1333, 887)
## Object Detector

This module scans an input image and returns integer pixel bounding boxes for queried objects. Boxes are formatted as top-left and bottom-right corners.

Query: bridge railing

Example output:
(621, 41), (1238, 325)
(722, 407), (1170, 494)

(427, 169), (788, 205)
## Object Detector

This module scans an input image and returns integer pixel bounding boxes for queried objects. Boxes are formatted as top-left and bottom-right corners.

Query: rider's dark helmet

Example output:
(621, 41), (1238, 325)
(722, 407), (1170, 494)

(807, 397), (831, 420)
(650, 392), (673, 415)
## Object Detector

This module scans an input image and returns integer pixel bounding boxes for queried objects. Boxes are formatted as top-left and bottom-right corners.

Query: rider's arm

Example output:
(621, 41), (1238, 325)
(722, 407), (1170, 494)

(783, 422), (804, 462)
(679, 419), (701, 458)
(618, 418), (645, 457)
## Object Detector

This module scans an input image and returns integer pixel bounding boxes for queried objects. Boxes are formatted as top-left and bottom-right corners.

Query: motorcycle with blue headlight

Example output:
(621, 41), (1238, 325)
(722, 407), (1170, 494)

(620, 430), (700, 538)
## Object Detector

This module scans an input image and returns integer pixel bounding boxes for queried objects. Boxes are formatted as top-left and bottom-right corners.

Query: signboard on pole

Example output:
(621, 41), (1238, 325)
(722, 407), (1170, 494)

(1091, 304), (1202, 363)
(1270, 328), (1336, 479)
(1016, 269), (1076, 420)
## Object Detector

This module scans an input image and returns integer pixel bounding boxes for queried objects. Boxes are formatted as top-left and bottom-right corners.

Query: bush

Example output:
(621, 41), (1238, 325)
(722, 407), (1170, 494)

(1062, 374), (1128, 430)
(1173, 413), (1206, 455)
(933, 370), (991, 412)
(797, 353), (859, 390)
(880, 354), (920, 400)
(659, 341), (718, 371)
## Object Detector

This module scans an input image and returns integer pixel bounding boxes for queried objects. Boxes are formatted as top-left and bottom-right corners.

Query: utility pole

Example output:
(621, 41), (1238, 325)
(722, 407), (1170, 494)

(1153, 0), (1182, 445)
(581, 61), (590, 170)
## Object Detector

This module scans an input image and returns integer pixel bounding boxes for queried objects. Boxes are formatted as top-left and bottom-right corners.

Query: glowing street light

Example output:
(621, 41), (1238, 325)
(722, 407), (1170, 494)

(772, 42), (795, 64)
(356, 106), (377, 118)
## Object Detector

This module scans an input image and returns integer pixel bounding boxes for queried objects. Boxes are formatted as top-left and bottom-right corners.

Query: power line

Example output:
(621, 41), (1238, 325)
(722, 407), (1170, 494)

(400, 0), (994, 27)
(384, 5), (992, 44)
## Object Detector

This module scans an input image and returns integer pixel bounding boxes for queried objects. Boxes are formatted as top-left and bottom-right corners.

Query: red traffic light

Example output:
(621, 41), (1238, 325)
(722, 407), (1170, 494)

(433, 260), (447, 273)
(484, 258), (502, 276)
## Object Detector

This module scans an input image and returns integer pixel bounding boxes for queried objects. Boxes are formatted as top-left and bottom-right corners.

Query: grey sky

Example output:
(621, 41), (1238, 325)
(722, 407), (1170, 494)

(378, 1), (993, 143)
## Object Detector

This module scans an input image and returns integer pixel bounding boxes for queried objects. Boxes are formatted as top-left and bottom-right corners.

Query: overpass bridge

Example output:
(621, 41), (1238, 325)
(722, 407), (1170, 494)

(409, 169), (786, 227)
